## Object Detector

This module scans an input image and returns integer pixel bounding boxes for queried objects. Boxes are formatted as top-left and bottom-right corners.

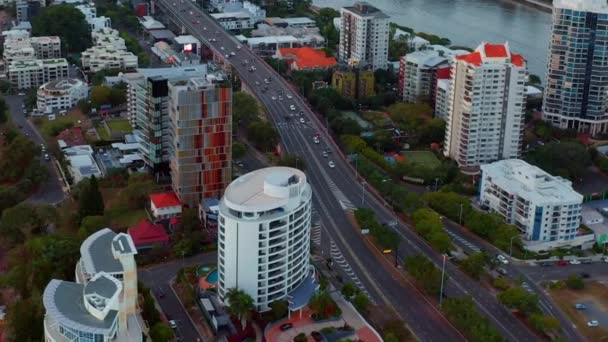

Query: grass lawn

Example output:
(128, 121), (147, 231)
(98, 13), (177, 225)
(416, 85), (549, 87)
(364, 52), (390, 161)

(549, 282), (608, 341)
(401, 151), (441, 168)
(95, 123), (110, 141)
(106, 118), (132, 133)
(105, 207), (148, 228)
(35, 112), (84, 140)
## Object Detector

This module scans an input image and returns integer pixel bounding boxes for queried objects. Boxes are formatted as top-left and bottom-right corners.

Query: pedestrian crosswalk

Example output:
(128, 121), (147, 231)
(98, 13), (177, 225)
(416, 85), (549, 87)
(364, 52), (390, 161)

(276, 122), (308, 130)
(330, 240), (375, 304)
(444, 228), (481, 253)
(311, 224), (322, 246)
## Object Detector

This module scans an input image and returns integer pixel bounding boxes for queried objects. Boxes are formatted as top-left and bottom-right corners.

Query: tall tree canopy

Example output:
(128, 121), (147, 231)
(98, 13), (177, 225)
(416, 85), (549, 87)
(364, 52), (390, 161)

(32, 5), (92, 53)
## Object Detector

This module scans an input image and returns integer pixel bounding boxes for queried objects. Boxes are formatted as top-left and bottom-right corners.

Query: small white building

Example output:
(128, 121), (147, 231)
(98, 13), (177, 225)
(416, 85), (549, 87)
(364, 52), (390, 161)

(3, 34), (61, 62)
(37, 78), (88, 113)
(210, 11), (253, 30)
(150, 192), (182, 220)
(8, 58), (68, 89)
(63, 145), (102, 184)
(479, 159), (588, 251)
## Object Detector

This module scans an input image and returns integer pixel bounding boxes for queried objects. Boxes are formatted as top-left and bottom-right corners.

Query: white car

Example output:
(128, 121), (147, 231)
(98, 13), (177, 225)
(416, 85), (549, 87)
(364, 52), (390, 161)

(496, 255), (509, 264)
(570, 259), (581, 265)
(237, 45), (242, 50)
(604, 256), (608, 263)
(271, 96), (277, 100)
(290, 105), (296, 111)
(220, 46), (225, 50)
(299, 118), (305, 124)
(322, 151), (328, 158)
(225, 54), (230, 58)
(278, 96), (283, 100)
(230, 51), (236, 56)
(203, 27), (207, 30)
(286, 94), (293, 99)
(587, 320), (599, 327)
(328, 161), (335, 168)
(169, 320), (178, 329)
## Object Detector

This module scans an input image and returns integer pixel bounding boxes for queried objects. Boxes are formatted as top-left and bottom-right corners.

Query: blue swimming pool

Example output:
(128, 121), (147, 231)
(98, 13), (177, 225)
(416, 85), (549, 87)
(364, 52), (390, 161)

(206, 269), (218, 283)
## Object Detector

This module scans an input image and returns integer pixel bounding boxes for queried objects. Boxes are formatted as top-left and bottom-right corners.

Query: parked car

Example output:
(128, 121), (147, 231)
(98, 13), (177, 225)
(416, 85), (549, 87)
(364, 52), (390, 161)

(557, 260), (569, 266)
(587, 320), (599, 327)
(169, 320), (178, 329)
(280, 323), (293, 331)
(496, 255), (509, 264)
(575, 303), (587, 310)
(581, 259), (592, 264)
(580, 272), (591, 279)
(539, 262), (552, 267)
(569, 259), (581, 265)
(497, 267), (508, 275)
(603, 256), (608, 263)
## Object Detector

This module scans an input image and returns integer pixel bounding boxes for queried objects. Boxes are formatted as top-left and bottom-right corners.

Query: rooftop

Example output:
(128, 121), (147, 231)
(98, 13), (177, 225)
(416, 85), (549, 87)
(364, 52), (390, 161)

(223, 167), (307, 212)
(481, 159), (583, 205)
(40, 78), (85, 92)
(80, 228), (136, 275)
(403, 50), (448, 68)
(150, 192), (181, 208)
(343, 2), (389, 19)
(455, 42), (525, 67)
(277, 47), (337, 69)
(210, 11), (252, 20)
(43, 278), (118, 335)
(128, 220), (169, 247)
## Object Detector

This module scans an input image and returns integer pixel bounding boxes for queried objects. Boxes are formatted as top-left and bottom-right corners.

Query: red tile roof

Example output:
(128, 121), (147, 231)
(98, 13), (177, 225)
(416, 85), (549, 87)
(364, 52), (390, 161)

(511, 53), (525, 67)
(150, 192), (181, 208)
(436, 67), (451, 80)
(456, 52), (482, 66)
(278, 47), (337, 70)
(483, 43), (508, 58)
(128, 220), (169, 246)
(56, 127), (85, 147)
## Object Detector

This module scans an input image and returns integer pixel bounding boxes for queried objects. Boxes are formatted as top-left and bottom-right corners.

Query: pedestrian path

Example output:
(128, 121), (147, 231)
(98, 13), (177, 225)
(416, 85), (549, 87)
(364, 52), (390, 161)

(444, 228), (481, 253)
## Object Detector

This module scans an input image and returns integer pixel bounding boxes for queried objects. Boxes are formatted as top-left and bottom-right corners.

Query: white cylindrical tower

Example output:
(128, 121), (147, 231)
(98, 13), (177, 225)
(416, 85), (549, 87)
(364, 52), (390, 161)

(217, 167), (312, 311)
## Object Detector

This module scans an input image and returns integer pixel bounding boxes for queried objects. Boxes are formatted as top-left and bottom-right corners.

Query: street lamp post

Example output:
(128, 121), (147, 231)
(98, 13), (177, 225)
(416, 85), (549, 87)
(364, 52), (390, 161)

(361, 181), (366, 206)
(458, 203), (464, 225)
(509, 236), (517, 259)
(439, 254), (447, 307)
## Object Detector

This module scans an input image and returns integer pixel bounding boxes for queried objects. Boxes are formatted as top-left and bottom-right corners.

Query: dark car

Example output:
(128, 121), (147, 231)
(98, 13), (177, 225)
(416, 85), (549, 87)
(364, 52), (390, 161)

(311, 331), (323, 341)
(156, 287), (166, 298)
(279, 323), (293, 331)
(539, 262), (552, 267)
(580, 272), (591, 279)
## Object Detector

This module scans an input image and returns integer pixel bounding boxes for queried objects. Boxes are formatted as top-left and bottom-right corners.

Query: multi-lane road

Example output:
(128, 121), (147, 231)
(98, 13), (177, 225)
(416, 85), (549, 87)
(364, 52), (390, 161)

(155, 2), (581, 341)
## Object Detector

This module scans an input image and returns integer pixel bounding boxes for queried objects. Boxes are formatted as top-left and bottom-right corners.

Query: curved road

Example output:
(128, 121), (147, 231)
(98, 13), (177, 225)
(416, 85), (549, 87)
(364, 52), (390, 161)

(155, 2), (572, 341)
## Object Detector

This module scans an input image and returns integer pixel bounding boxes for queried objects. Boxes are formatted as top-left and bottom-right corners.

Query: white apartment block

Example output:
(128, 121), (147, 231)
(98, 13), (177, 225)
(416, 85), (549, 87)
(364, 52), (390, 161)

(480, 159), (585, 251)
(444, 42), (527, 170)
(398, 50), (448, 103)
(218, 167), (316, 312)
(37, 78), (88, 113)
(0, 0), (45, 7)
(435, 78), (451, 120)
(43, 228), (144, 342)
(76, 3), (112, 32)
(8, 58), (68, 89)
(81, 28), (138, 73)
(338, 2), (389, 70)
(210, 11), (254, 30)
(3, 35), (61, 62)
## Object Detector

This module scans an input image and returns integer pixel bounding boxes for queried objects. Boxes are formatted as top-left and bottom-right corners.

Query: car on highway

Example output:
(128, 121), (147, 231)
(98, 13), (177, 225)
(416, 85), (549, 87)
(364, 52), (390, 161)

(322, 151), (328, 158)
(497, 267), (507, 275)
(280, 323), (293, 331)
(210, 38), (216, 42)
(496, 255), (509, 264)
(328, 161), (335, 168)
(44, 153), (50, 161)
(557, 260), (568, 266)
(220, 46), (225, 50)
(169, 320), (178, 329)
(587, 320), (599, 327)
(230, 51), (236, 56)
(271, 96), (277, 100)
(225, 54), (230, 58)
(286, 93), (293, 99)
(255, 81), (260, 85)
(290, 105), (296, 111)
(539, 262), (552, 267)
(313, 136), (319, 144)
(237, 45), (242, 49)
(299, 117), (305, 123)
(575, 303), (587, 310)
(569, 259), (581, 265)
(156, 287), (165, 298)
(278, 95), (283, 100)
(580, 272), (591, 279)
(189, 10), (193, 15)
(203, 26), (207, 30)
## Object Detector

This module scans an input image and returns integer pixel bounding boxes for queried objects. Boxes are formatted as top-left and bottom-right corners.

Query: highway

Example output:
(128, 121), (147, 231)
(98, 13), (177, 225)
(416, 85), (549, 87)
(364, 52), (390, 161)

(156, 2), (548, 341)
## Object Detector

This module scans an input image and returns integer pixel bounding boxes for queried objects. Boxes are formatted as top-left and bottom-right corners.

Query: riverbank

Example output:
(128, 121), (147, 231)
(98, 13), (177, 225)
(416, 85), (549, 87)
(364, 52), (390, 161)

(510, 0), (552, 12)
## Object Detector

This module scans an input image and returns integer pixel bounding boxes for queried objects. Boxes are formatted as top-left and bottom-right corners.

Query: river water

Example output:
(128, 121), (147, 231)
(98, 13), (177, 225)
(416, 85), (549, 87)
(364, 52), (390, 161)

(315, 0), (552, 78)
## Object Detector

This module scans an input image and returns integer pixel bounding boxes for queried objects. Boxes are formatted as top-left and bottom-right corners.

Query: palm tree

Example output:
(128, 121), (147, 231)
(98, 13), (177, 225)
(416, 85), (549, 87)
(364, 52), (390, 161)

(225, 288), (254, 329)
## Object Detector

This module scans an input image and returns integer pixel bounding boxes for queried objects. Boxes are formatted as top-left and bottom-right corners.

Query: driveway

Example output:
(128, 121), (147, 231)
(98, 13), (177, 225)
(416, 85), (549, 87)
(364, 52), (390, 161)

(138, 252), (216, 342)
(4, 95), (66, 205)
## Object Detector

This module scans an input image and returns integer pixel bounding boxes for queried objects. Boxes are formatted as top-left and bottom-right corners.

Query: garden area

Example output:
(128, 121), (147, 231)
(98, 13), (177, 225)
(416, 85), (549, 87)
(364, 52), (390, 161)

(401, 151), (441, 168)
(33, 110), (89, 141)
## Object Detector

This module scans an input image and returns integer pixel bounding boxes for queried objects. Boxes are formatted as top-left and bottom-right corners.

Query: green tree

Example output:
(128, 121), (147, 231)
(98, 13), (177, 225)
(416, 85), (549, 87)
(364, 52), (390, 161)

(404, 254), (443, 295)
(442, 297), (502, 342)
(0, 97), (7, 123)
(498, 287), (540, 315)
(0, 134), (39, 182)
(90, 86), (112, 109)
(6, 295), (44, 342)
(565, 275), (585, 290)
(309, 290), (339, 319)
(352, 292), (369, 313)
(383, 333), (399, 342)
(149, 322), (174, 342)
(277, 153), (305, 171)
(460, 253), (487, 280)
(77, 175), (104, 224)
(269, 300), (288, 321)
(79, 215), (108, 238)
(525, 141), (591, 180)
(411, 208), (452, 253)
(529, 314), (560, 334)
(341, 281), (357, 299)
(233, 141), (247, 159)
(225, 288), (255, 328)
(233, 92), (259, 126)
(32, 4), (91, 53)
(247, 120), (278, 151)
